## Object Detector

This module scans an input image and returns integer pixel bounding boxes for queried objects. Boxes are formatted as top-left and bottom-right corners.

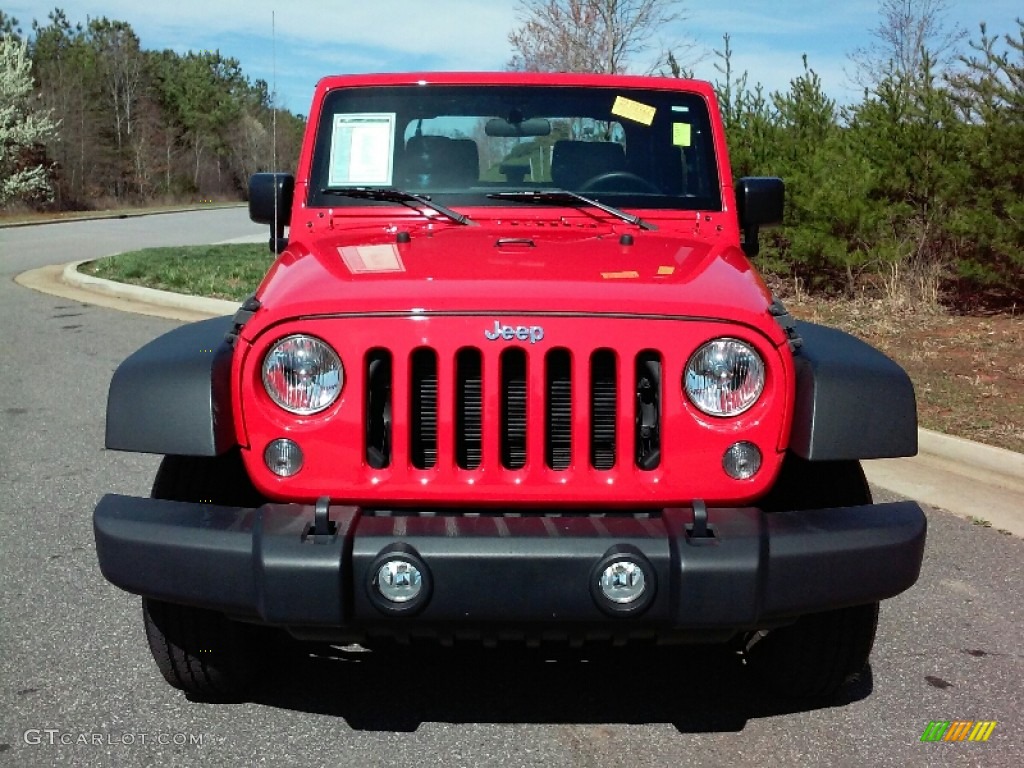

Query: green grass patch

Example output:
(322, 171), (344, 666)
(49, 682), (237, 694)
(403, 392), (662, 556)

(83, 243), (274, 301)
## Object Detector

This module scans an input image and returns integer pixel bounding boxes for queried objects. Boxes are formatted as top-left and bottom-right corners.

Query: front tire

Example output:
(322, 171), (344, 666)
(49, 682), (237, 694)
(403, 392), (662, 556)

(143, 598), (256, 701)
(143, 450), (269, 700)
(747, 455), (880, 699)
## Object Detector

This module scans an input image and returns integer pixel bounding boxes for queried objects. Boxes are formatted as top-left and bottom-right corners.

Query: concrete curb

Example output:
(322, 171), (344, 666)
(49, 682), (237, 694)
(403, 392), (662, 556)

(917, 428), (1024, 488)
(0, 203), (245, 229)
(62, 260), (238, 317)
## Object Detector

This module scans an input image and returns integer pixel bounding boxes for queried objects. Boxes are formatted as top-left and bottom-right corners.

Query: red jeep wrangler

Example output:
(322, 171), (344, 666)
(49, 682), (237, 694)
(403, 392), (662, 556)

(94, 72), (926, 701)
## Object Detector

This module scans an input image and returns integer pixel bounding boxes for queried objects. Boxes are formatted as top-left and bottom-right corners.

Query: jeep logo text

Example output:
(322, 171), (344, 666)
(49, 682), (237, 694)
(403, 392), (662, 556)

(484, 321), (545, 344)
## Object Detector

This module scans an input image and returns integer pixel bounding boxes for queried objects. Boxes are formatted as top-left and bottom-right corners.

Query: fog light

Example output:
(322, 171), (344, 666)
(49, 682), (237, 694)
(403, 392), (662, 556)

(376, 560), (423, 603)
(264, 438), (303, 477)
(723, 441), (761, 480)
(599, 560), (646, 604)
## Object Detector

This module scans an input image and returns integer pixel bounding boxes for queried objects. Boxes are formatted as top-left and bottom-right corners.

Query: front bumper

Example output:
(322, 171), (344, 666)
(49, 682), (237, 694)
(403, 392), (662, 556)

(94, 495), (926, 638)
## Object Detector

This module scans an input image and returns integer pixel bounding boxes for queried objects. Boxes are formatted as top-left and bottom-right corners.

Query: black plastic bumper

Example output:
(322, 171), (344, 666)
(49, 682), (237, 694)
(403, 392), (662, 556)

(93, 495), (926, 634)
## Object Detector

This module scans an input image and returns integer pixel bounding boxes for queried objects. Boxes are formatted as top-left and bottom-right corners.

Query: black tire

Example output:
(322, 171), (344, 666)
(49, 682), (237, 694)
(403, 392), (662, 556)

(747, 454), (880, 699)
(143, 450), (269, 700)
(151, 449), (266, 508)
(758, 454), (871, 513)
(143, 597), (256, 701)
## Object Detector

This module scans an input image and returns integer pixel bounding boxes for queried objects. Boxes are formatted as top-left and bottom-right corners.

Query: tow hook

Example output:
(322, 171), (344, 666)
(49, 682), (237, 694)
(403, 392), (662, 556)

(310, 496), (336, 539)
(686, 499), (716, 541)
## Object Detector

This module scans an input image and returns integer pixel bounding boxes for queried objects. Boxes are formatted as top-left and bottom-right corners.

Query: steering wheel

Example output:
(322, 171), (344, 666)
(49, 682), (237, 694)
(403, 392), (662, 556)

(578, 171), (660, 194)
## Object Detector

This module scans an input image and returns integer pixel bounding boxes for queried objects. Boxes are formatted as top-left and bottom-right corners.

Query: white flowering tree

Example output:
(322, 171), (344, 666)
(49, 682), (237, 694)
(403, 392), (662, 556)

(0, 37), (56, 206)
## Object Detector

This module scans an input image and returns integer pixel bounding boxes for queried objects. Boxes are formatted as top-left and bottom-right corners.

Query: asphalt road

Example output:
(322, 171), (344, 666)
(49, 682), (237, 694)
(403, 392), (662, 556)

(1, 210), (1021, 767)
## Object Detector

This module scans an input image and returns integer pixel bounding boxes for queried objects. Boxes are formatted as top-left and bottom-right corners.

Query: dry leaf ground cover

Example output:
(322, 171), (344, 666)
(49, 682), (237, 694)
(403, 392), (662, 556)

(785, 296), (1024, 454)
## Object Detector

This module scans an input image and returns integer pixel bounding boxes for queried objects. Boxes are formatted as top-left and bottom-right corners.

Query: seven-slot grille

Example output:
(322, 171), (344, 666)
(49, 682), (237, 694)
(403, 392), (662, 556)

(365, 347), (662, 472)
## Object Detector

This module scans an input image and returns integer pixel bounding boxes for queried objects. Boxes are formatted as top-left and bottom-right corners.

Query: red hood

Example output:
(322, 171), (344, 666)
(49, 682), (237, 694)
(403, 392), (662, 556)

(251, 221), (781, 342)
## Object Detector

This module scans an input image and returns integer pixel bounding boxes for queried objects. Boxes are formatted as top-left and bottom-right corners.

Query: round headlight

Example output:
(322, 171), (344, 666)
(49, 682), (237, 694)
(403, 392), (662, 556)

(262, 335), (343, 415)
(684, 338), (765, 417)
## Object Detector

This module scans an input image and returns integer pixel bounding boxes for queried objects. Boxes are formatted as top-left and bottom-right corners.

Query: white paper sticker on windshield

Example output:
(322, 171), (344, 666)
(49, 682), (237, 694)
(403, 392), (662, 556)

(339, 245), (405, 274)
(328, 113), (396, 186)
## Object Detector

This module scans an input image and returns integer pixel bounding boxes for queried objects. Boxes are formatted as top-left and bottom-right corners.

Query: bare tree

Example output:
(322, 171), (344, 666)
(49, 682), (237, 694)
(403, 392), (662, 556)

(89, 19), (143, 152)
(508, 0), (698, 75)
(849, 0), (967, 89)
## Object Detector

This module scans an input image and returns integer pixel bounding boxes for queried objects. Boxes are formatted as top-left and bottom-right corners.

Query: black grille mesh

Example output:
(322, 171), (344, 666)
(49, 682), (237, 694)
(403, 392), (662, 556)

(365, 346), (661, 473)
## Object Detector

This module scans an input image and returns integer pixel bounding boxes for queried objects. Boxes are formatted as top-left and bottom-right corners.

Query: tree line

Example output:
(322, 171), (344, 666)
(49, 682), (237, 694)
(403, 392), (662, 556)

(0, 8), (304, 210)
(506, 0), (1022, 307)
(3, 2), (1021, 305)
(717, 24), (1023, 308)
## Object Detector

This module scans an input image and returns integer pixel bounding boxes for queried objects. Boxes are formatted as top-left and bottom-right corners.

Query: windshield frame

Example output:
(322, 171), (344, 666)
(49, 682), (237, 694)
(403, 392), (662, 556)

(306, 82), (722, 214)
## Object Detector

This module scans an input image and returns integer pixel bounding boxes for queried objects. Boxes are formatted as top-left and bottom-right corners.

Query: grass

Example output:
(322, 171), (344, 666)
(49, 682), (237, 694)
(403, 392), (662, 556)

(82, 243), (274, 301)
(81, 244), (1024, 454)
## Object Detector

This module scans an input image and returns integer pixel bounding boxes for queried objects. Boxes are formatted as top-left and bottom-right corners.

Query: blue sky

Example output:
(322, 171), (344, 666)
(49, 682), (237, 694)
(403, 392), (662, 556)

(5, 1), (1021, 114)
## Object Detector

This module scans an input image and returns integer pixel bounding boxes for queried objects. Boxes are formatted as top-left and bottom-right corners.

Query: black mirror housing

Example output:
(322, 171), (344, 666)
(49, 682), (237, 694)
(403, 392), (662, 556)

(249, 173), (295, 253)
(736, 177), (784, 258)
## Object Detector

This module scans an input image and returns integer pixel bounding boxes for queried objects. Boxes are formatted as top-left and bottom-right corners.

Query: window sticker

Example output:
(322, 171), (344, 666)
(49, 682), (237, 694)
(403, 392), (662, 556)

(611, 96), (656, 126)
(601, 270), (640, 279)
(328, 113), (396, 186)
(673, 123), (692, 147)
(339, 244), (405, 274)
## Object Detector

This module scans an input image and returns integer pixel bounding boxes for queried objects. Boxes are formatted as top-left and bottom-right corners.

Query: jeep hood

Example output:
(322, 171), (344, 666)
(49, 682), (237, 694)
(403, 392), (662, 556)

(253, 224), (779, 338)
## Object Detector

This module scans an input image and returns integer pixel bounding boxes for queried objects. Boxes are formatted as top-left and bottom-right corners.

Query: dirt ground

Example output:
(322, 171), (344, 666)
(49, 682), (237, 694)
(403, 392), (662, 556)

(783, 296), (1024, 454)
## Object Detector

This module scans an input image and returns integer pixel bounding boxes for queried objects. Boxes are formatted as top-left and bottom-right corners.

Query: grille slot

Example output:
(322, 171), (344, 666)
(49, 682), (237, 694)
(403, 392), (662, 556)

(546, 349), (572, 470)
(501, 349), (528, 469)
(635, 352), (662, 470)
(456, 349), (483, 469)
(590, 350), (617, 470)
(411, 348), (438, 469)
(365, 349), (392, 469)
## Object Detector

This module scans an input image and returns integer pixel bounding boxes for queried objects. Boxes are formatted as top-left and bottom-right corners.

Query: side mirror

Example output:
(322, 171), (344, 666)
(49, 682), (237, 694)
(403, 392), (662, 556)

(249, 173), (295, 254)
(736, 177), (784, 258)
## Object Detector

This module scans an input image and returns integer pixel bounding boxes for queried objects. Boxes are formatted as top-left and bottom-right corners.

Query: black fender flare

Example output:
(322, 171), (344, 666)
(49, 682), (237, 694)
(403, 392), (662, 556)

(105, 316), (237, 456)
(789, 321), (918, 461)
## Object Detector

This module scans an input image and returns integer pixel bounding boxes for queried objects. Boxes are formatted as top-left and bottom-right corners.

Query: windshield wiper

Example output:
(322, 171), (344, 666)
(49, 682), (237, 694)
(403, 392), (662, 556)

(487, 189), (657, 231)
(321, 186), (477, 226)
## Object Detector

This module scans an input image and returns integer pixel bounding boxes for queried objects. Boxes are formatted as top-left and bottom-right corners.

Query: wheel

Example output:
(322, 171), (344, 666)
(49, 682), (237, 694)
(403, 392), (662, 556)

(757, 454), (871, 513)
(151, 449), (266, 508)
(143, 450), (271, 700)
(746, 455), (880, 699)
(578, 171), (660, 194)
(143, 597), (257, 701)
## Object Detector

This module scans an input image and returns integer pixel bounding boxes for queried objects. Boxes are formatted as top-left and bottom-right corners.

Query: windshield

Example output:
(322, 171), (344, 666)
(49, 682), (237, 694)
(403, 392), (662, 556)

(308, 84), (721, 212)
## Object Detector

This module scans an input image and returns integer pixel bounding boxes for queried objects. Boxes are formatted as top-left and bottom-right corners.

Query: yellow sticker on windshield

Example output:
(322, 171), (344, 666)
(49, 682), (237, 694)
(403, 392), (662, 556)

(673, 123), (692, 147)
(612, 96), (656, 126)
(602, 270), (640, 279)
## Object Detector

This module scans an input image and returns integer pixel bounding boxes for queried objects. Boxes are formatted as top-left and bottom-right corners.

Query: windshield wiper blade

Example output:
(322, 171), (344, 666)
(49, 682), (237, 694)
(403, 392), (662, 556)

(487, 189), (657, 231)
(321, 186), (477, 226)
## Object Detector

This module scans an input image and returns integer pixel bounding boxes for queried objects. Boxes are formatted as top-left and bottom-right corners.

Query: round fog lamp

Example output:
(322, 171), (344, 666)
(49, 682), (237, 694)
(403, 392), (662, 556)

(599, 560), (646, 604)
(264, 438), (304, 477)
(376, 560), (423, 603)
(723, 441), (761, 480)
